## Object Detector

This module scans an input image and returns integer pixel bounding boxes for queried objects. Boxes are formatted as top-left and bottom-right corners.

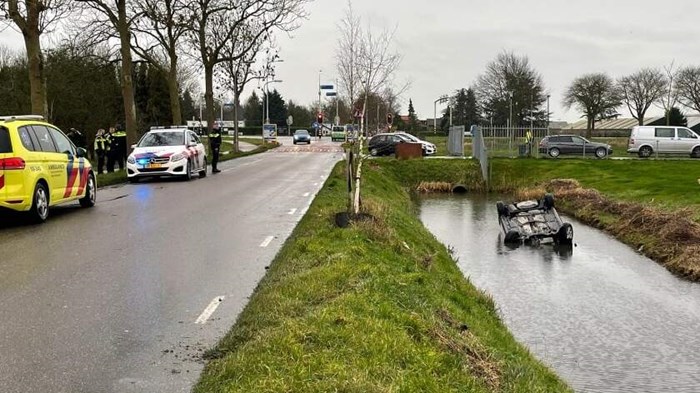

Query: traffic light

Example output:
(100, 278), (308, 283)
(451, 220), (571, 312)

(317, 113), (323, 124)
(387, 113), (393, 125)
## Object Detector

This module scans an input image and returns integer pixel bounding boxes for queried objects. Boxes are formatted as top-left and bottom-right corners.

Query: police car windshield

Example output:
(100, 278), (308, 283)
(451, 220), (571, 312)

(138, 131), (185, 147)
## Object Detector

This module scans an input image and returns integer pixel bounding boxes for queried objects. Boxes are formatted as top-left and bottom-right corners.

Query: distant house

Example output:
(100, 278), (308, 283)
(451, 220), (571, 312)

(558, 117), (663, 137)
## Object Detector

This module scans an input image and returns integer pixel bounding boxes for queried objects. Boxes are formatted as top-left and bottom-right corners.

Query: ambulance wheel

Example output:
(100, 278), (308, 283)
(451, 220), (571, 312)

(79, 172), (96, 208)
(29, 182), (50, 223)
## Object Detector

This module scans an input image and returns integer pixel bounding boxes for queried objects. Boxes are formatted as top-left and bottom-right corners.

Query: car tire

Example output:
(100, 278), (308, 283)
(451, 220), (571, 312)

(556, 223), (574, 245)
(549, 147), (560, 158)
(543, 194), (555, 209)
(79, 173), (96, 208)
(595, 147), (607, 158)
(639, 146), (653, 158)
(184, 160), (192, 181)
(29, 182), (49, 223)
(370, 148), (379, 156)
(199, 158), (207, 178)
(496, 201), (508, 217)
(504, 230), (520, 244)
(692, 147), (700, 158)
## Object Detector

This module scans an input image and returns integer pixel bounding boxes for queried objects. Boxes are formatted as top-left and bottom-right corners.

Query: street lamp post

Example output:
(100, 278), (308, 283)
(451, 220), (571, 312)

(264, 79), (283, 124)
(546, 94), (551, 133)
(433, 94), (448, 133)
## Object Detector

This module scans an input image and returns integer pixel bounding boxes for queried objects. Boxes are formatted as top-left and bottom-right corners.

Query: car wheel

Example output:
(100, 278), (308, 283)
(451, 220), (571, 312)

(639, 146), (653, 158)
(556, 223), (574, 245)
(595, 147), (607, 158)
(496, 201), (508, 217)
(549, 147), (560, 158)
(543, 193), (555, 209)
(184, 160), (192, 181)
(370, 148), (379, 156)
(692, 147), (700, 158)
(79, 173), (96, 208)
(29, 182), (49, 223)
(199, 158), (207, 178)
(504, 230), (520, 244)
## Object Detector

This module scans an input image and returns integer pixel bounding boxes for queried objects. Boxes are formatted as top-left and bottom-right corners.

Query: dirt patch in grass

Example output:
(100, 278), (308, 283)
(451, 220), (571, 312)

(519, 179), (700, 281)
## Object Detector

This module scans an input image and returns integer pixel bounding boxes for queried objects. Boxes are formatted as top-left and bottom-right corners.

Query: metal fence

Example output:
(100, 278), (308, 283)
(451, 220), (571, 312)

(479, 126), (550, 158)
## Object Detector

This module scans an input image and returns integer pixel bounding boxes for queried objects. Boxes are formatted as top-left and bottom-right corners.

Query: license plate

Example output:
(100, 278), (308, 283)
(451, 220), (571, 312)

(147, 163), (163, 169)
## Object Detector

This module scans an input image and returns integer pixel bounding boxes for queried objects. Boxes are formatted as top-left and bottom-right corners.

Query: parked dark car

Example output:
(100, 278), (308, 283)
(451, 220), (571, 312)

(368, 133), (409, 156)
(293, 129), (311, 144)
(538, 135), (612, 158)
(496, 194), (573, 245)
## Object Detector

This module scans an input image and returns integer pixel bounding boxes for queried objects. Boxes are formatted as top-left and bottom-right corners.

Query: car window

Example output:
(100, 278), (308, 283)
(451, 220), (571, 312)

(188, 132), (198, 145)
(49, 127), (76, 156)
(677, 128), (696, 138)
(558, 136), (573, 143)
(18, 126), (37, 151)
(571, 136), (585, 144)
(0, 127), (11, 153)
(139, 132), (185, 147)
(548, 136), (559, 143)
(31, 125), (59, 152)
(655, 128), (675, 138)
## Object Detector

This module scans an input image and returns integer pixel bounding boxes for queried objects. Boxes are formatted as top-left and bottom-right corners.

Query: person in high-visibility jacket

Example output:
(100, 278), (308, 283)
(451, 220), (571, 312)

(209, 124), (222, 173)
(525, 129), (533, 157)
(110, 124), (127, 171)
(94, 128), (110, 174)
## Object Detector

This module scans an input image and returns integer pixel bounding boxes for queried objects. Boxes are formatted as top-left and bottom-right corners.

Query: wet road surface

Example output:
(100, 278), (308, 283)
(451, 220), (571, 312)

(420, 194), (700, 393)
(0, 138), (343, 393)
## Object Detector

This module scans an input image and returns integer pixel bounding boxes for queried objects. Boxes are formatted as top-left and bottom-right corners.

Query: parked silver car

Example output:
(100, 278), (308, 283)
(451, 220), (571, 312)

(627, 126), (700, 158)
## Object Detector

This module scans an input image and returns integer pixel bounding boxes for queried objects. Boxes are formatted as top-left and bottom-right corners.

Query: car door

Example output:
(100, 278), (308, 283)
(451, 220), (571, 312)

(48, 126), (85, 200)
(555, 136), (573, 154)
(30, 125), (65, 202)
(191, 132), (206, 169)
(675, 127), (698, 154)
(654, 127), (675, 153)
(570, 136), (587, 155)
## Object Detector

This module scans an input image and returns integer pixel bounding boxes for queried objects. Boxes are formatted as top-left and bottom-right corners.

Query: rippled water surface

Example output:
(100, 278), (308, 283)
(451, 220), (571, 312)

(419, 195), (700, 393)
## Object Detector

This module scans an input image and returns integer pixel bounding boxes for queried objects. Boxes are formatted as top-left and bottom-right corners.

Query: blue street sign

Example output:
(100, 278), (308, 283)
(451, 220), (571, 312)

(320, 84), (334, 90)
(312, 122), (320, 129)
(326, 92), (337, 97)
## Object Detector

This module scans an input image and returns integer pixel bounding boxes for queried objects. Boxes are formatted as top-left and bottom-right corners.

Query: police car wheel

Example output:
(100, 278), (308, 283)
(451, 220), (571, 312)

(29, 183), (49, 223)
(79, 173), (96, 208)
(199, 158), (207, 178)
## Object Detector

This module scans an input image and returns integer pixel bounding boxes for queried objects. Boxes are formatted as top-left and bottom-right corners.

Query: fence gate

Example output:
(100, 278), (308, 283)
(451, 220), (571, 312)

(448, 125), (465, 156)
(479, 126), (550, 158)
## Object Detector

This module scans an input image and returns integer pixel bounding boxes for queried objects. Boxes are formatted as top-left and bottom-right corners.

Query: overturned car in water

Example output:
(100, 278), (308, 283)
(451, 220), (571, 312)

(496, 194), (573, 245)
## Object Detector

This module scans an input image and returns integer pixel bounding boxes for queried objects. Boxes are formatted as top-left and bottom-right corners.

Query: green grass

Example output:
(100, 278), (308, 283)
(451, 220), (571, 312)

(194, 160), (571, 393)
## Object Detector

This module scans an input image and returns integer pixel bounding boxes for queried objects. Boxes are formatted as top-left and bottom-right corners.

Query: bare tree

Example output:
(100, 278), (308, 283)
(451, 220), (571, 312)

(335, 0), (361, 120)
(618, 68), (666, 126)
(75, 0), (140, 146)
(675, 66), (700, 115)
(131, 0), (192, 125)
(1, 0), (73, 117)
(188, 0), (309, 134)
(657, 61), (679, 126)
(563, 73), (621, 138)
(216, 22), (270, 152)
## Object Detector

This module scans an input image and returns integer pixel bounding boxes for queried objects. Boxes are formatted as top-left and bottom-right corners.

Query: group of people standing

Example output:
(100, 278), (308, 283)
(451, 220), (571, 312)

(93, 125), (128, 174)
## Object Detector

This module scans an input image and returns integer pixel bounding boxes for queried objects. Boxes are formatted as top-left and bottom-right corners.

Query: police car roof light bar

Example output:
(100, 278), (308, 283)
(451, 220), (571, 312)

(0, 115), (45, 122)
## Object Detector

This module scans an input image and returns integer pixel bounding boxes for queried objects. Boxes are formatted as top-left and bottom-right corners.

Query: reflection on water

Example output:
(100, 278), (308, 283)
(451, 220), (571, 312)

(419, 194), (700, 393)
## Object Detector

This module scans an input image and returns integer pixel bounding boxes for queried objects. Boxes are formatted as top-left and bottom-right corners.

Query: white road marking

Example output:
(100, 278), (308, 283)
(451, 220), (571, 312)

(288, 208), (297, 215)
(303, 192), (310, 197)
(195, 296), (225, 324)
(260, 236), (274, 247)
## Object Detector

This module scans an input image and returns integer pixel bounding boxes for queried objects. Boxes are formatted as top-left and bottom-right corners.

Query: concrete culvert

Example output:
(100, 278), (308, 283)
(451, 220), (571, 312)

(452, 184), (468, 194)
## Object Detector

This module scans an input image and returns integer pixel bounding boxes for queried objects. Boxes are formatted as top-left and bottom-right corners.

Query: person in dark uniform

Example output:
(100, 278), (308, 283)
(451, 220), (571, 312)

(67, 128), (86, 148)
(93, 128), (110, 174)
(111, 124), (127, 171)
(209, 123), (222, 173)
(106, 127), (116, 173)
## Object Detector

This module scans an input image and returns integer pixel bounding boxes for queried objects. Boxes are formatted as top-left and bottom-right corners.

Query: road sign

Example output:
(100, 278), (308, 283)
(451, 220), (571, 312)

(320, 84), (334, 90)
(334, 116), (340, 125)
(287, 115), (293, 126)
(263, 123), (277, 140)
(326, 92), (337, 97)
(312, 122), (320, 129)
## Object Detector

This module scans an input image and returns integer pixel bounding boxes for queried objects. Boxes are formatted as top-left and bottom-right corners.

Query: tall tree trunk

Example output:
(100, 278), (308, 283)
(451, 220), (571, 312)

(586, 116), (593, 139)
(233, 92), (240, 152)
(204, 63), (215, 133)
(168, 53), (182, 125)
(23, 30), (47, 117)
(118, 9), (137, 147)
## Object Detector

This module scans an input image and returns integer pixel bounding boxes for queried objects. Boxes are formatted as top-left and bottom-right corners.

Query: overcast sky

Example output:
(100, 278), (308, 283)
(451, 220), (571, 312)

(2, 0), (700, 123)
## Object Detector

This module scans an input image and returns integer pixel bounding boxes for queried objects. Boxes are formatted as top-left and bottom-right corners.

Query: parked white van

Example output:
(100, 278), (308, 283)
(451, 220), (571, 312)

(628, 126), (700, 158)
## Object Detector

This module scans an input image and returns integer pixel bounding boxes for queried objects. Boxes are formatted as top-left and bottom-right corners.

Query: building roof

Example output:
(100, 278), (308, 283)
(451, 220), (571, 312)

(564, 117), (662, 130)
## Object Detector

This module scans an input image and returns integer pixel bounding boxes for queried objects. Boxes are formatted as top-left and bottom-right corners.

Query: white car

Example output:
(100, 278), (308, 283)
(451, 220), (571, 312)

(394, 132), (437, 155)
(127, 127), (208, 182)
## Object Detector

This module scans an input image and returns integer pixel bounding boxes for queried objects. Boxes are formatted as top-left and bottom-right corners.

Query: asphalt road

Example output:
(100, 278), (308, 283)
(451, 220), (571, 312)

(0, 137), (344, 393)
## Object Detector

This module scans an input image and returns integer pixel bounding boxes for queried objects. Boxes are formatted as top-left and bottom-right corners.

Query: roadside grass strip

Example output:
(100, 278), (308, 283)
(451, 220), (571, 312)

(194, 161), (571, 393)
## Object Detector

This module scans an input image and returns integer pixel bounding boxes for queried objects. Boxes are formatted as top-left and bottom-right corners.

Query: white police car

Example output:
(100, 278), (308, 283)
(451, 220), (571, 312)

(127, 127), (207, 182)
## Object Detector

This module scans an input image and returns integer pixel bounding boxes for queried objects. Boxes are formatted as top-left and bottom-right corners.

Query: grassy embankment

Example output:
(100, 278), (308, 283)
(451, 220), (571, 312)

(194, 159), (571, 393)
(95, 140), (278, 188)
